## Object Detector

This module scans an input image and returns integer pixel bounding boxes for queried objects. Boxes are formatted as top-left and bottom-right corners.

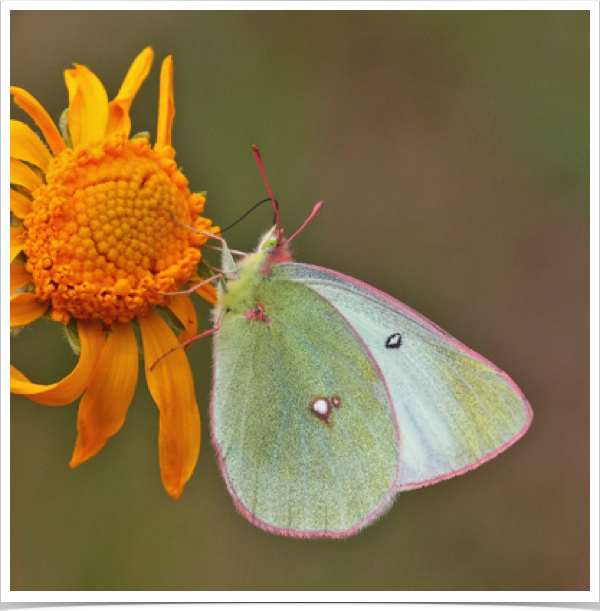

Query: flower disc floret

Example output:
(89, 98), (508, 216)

(23, 132), (210, 324)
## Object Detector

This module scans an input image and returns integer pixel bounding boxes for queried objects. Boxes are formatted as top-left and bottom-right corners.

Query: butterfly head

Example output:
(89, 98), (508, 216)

(258, 226), (280, 253)
(255, 226), (292, 273)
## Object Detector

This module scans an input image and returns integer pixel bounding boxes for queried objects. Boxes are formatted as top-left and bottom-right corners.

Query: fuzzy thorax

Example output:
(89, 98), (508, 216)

(216, 227), (292, 315)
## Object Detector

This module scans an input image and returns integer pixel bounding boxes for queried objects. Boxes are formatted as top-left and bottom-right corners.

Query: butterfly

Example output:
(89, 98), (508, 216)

(177, 148), (532, 539)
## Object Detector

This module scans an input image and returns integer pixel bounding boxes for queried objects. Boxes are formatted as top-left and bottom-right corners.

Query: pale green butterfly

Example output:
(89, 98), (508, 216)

(174, 147), (532, 539)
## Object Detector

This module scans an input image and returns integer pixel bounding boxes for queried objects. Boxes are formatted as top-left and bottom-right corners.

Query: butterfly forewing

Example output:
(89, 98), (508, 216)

(272, 263), (532, 491)
(212, 278), (399, 537)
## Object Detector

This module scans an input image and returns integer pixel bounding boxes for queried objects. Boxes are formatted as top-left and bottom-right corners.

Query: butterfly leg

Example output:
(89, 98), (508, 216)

(169, 212), (238, 277)
(144, 274), (223, 297)
(150, 312), (224, 371)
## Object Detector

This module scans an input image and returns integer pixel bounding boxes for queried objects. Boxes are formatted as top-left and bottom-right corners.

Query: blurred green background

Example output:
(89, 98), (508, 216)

(10, 10), (590, 591)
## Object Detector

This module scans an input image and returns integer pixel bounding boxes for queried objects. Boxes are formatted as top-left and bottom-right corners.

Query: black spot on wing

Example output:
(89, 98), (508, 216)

(385, 333), (402, 349)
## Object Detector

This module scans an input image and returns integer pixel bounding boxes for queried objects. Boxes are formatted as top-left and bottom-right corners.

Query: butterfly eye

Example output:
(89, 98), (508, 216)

(260, 239), (277, 252)
(385, 333), (402, 349)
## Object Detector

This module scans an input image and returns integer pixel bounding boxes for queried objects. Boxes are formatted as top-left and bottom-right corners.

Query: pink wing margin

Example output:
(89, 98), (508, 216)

(285, 263), (533, 492)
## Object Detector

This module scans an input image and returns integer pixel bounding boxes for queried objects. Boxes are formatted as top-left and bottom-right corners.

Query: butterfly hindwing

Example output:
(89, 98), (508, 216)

(271, 263), (532, 490)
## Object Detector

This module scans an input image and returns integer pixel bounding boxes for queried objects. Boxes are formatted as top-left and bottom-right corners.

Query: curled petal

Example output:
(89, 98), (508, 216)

(70, 322), (138, 467)
(156, 56), (174, 148)
(10, 319), (105, 406)
(10, 227), (26, 262)
(64, 64), (109, 147)
(10, 190), (32, 219)
(10, 87), (66, 156)
(107, 47), (154, 135)
(168, 294), (198, 346)
(10, 264), (32, 294)
(139, 309), (200, 499)
(10, 293), (48, 326)
(10, 158), (42, 192)
(11, 120), (52, 172)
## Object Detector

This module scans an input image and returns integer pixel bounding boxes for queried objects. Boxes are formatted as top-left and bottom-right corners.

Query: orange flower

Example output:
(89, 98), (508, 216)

(10, 48), (218, 499)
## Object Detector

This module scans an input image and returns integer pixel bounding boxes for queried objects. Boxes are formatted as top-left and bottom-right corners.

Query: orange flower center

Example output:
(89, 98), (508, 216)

(23, 132), (211, 324)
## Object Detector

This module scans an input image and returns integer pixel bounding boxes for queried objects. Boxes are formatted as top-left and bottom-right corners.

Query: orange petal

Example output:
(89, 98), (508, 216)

(10, 365), (31, 386)
(139, 308), (200, 499)
(11, 319), (105, 406)
(64, 64), (109, 147)
(168, 294), (198, 346)
(10, 293), (48, 326)
(156, 56), (175, 148)
(70, 322), (138, 467)
(10, 264), (32, 294)
(10, 190), (32, 219)
(11, 120), (52, 172)
(10, 87), (66, 156)
(10, 158), (42, 192)
(195, 282), (218, 306)
(10, 227), (26, 262)
(107, 47), (154, 135)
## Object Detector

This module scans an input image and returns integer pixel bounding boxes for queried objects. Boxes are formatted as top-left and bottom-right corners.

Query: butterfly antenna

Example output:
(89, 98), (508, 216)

(252, 145), (282, 243)
(219, 197), (279, 234)
(288, 202), (324, 242)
